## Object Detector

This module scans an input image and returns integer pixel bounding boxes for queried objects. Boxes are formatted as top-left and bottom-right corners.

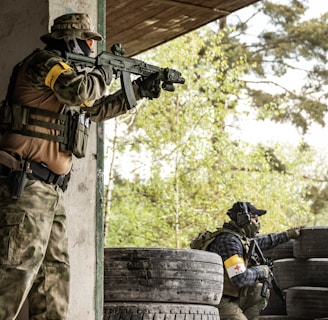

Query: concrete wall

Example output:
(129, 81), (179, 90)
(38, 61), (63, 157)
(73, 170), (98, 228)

(1, 1), (102, 319)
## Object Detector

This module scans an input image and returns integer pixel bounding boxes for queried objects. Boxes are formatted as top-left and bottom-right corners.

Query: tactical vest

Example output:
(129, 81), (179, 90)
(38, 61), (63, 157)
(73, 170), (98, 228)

(0, 51), (90, 159)
(0, 101), (90, 159)
(190, 226), (251, 298)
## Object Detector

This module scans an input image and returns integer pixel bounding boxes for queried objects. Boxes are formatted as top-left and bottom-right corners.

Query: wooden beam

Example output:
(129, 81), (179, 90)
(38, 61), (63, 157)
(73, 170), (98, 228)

(151, 0), (231, 15)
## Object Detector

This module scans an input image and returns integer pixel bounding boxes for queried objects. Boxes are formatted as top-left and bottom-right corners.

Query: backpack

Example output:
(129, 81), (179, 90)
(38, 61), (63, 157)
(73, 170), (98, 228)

(190, 227), (250, 251)
(189, 228), (222, 250)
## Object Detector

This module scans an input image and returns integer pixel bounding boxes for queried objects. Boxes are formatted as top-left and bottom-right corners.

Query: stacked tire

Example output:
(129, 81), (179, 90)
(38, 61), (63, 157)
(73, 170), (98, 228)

(260, 240), (294, 317)
(259, 227), (328, 320)
(103, 248), (224, 320)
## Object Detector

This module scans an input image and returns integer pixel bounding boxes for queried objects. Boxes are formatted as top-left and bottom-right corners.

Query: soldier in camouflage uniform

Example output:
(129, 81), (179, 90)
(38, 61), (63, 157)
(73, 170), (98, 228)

(207, 202), (301, 320)
(0, 13), (161, 319)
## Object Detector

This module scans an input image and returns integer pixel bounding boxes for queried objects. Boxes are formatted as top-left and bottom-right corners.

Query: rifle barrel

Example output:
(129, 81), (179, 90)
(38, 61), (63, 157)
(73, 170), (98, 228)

(65, 52), (185, 85)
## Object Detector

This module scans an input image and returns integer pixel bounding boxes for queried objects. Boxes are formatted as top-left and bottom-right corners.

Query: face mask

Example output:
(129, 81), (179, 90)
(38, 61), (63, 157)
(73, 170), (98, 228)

(243, 221), (261, 238)
(64, 37), (92, 56)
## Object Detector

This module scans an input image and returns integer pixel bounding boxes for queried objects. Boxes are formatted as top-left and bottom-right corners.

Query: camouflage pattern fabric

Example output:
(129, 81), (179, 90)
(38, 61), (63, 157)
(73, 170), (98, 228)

(218, 283), (268, 320)
(40, 13), (103, 43)
(0, 177), (69, 320)
(0, 47), (132, 175)
(24, 49), (108, 107)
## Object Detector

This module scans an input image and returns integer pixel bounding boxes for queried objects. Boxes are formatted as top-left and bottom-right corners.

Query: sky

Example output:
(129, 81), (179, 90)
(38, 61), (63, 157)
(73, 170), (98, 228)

(230, 0), (328, 155)
(104, 0), (328, 183)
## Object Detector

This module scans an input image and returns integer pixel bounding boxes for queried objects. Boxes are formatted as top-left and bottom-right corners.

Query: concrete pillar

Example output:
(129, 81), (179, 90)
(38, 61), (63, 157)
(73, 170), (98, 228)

(1, 1), (103, 319)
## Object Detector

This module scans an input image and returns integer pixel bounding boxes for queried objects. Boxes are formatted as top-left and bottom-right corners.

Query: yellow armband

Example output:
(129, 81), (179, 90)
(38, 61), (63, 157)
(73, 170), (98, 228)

(81, 101), (94, 108)
(224, 254), (246, 279)
(45, 62), (73, 90)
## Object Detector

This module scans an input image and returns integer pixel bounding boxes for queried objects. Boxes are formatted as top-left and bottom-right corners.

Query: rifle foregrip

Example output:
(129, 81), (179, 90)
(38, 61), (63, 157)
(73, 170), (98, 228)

(162, 83), (175, 92)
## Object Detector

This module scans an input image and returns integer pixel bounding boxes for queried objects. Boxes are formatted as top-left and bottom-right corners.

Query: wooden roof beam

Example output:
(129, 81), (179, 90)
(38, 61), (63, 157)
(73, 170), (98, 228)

(151, 0), (231, 15)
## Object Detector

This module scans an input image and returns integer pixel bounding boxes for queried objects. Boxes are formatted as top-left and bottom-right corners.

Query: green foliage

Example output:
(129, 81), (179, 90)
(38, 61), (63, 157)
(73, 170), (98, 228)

(107, 139), (316, 248)
(104, 2), (328, 249)
(220, 0), (328, 134)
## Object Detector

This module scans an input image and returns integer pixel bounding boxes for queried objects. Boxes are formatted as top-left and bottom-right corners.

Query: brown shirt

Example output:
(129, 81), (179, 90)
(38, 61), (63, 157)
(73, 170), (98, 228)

(0, 49), (131, 174)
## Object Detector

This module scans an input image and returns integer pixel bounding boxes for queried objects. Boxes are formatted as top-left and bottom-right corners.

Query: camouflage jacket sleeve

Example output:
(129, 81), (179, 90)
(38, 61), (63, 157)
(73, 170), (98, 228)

(25, 49), (142, 121)
(87, 83), (141, 122)
(25, 49), (108, 106)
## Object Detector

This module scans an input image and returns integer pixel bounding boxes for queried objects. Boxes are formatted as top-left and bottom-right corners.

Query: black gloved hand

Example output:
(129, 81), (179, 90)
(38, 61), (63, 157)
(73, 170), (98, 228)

(286, 226), (303, 239)
(136, 72), (161, 99)
(96, 65), (113, 85)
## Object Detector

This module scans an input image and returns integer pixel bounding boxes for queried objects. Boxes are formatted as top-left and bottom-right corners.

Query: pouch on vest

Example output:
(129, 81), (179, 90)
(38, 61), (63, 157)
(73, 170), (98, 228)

(72, 112), (91, 158)
(60, 109), (91, 158)
(0, 100), (29, 131)
(0, 100), (12, 131)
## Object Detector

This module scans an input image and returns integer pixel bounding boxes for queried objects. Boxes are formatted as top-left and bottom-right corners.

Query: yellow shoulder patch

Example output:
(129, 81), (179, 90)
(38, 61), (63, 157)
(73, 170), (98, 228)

(45, 62), (73, 90)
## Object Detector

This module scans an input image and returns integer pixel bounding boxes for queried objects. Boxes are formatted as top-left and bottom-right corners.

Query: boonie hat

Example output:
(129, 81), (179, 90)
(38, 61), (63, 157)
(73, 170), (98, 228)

(40, 13), (103, 43)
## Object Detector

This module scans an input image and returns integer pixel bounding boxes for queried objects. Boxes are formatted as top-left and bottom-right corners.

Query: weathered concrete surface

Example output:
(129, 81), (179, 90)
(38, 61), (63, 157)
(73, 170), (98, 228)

(0, 1), (101, 319)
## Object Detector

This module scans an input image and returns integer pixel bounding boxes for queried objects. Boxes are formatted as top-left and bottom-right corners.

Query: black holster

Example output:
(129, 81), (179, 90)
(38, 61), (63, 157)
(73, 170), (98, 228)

(10, 170), (28, 199)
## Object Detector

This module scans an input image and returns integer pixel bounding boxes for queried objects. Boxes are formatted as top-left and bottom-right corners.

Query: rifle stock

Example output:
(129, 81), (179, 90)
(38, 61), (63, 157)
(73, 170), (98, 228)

(65, 43), (185, 109)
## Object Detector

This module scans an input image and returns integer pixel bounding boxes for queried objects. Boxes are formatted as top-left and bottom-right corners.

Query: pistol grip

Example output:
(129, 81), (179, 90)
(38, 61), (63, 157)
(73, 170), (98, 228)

(120, 71), (137, 110)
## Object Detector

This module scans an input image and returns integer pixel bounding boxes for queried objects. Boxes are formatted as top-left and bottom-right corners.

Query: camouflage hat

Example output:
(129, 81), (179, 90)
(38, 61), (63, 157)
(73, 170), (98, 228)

(40, 13), (103, 43)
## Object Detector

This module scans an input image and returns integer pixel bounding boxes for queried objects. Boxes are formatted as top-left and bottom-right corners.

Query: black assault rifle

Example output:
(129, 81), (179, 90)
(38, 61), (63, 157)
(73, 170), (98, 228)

(65, 43), (185, 110)
(249, 239), (286, 303)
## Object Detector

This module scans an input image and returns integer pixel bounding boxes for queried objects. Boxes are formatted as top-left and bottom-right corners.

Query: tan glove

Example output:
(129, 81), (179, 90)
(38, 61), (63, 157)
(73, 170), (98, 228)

(286, 226), (303, 239)
(258, 265), (270, 280)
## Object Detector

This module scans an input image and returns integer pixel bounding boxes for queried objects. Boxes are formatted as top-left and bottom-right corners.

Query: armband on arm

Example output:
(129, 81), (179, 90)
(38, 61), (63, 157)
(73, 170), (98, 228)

(224, 254), (246, 279)
(45, 62), (73, 90)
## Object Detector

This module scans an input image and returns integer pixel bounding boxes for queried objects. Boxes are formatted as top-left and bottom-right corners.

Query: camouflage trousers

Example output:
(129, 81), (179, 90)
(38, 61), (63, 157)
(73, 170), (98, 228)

(218, 283), (269, 320)
(0, 177), (69, 320)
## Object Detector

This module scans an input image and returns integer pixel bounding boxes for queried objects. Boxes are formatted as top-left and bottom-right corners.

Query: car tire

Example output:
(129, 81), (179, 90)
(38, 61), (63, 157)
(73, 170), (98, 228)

(274, 258), (328, 289)
(293, 227), (328, 258)
(104, 247), (223, 305)
(103, 302), (220, 320)
(258, 316), (298, 319)
(286, 286), (328, 319)
(262, 240), (294, 260)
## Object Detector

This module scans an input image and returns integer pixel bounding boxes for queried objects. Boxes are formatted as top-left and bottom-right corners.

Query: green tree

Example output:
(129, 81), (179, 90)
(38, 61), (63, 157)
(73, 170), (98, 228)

(104, 24), (320, 248)
(220, 0), (328, 134)
(218, 0), (328, 223)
